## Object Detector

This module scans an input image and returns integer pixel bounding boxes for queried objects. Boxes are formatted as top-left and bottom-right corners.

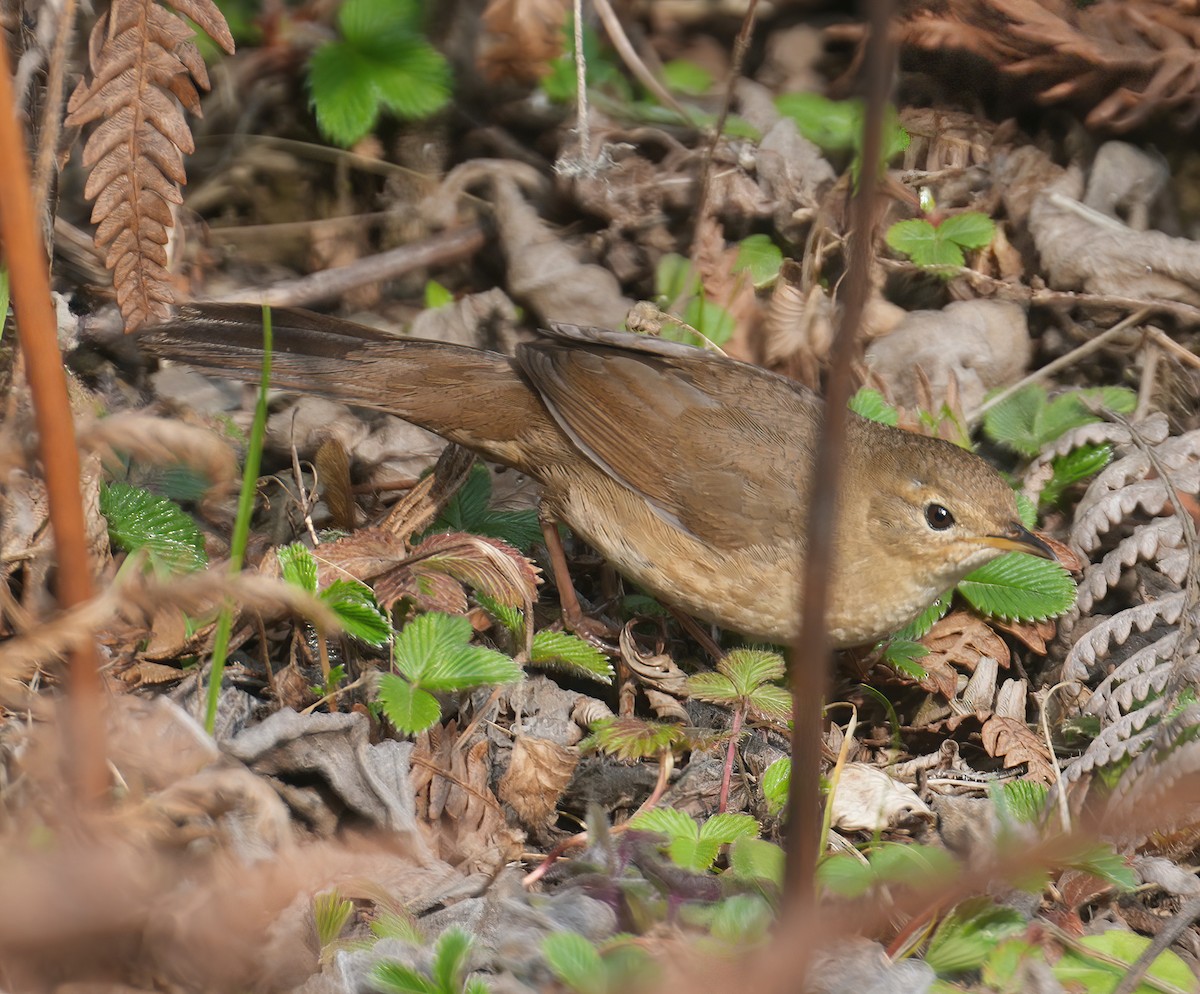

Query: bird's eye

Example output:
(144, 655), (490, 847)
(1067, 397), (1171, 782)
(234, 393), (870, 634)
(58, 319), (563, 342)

(925, 503), (955, 530)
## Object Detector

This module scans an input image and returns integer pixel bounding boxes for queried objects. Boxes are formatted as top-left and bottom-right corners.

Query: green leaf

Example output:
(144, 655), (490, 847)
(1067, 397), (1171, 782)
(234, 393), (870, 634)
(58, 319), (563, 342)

(708, 893), (774, 943)
(531, 630), (614, 683)
(762, 757), (790, 815)
(308, 0), (450, 147)
(882, 639), (929, 680)
(1042, 443), (1114, 508)
(685, 671), (737, 705)
(869, 843), (957, 887)
(629, 806), (696, 843)
(320, 579), (392, 646)
(370, 910), (423, 943)
(936, 212), (995, 250)
(476, 592), (523, 638)
(655, 253), (700, 303)
(1067, 845), (1137, 892)
(1054, 932), (1196, 993)
(1041, 386), (1136, 441)
(957, 553), (1076, 621)
(885, 219), (964, 268)
(634, 811), (758, 872)
(679, 297), (735, 347)
(376, 674), (442, 735)
(314, 890), (354, 948)
(849, 387), (900, 426)
(981, 938), (1042, 991)
(698, 812), (759, 846)
(733, 234), (783, 288)
(662, 59), (713, 95)
(424, 280), (454, 309)
(430, 928), (473, 994)
(890, 591), (953, 641)
(309, 44), (380, 146)
(981, 385), (1047, 457)
(371, 39), (453, 121)
(541, 19), (625, 104)
(728, 837), (784, 885)
(432, 464), (542, 552)
(746, 685), (792, 721)
(983, 384), (1137, 456)
(542, 932), (605, 994)
(100, 481), (207, 573)
(1014, 490), (1039, 530)
(372, 961), (436, 994)
(774, 92), (859, 151)
(924, 898), (1026, 976)
(278, 542), (318, 593)
(582, 717), (686, 760)
(817, 852), (875, 898)
(337, 0), (422, 40)
(721, 648), (785, 695)
(989, 779), (1048, 827)
(393, 612), (522, 691)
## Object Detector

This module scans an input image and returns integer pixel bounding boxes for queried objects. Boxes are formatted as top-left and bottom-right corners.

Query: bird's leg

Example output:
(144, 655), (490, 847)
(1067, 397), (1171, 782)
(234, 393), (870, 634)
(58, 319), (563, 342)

(538, 513), (619, 648)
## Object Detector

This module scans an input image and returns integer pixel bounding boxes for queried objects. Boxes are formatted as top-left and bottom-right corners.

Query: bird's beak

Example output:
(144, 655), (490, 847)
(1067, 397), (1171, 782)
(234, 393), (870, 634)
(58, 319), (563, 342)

(981, 522), (1058, 561)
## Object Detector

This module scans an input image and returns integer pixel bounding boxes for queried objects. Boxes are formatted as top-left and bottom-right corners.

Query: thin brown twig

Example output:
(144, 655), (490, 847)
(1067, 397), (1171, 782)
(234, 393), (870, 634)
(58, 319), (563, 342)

(211, 223), (487, 309)
(31, 0), (77, 240)
(592, 0), (693, 124)
(688, 0), (760, 261)
(784, 0), (895, 910)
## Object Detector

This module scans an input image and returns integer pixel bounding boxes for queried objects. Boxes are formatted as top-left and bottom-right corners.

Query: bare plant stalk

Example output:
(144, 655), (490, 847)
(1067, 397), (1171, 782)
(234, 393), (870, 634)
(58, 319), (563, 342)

(785, 0), (896, 911)
(689, 0), (760, 261)
(0, 36), (106, 801)
(573, 0), (591, 168)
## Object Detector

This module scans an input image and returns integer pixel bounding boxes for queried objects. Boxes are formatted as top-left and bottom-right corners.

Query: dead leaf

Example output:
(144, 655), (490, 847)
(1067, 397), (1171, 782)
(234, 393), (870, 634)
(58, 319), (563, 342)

(829, 764), (934, 833)
(980, 715), (1055, 784)
(921, 611), (1011, 688)
(498, 735), (578, 829)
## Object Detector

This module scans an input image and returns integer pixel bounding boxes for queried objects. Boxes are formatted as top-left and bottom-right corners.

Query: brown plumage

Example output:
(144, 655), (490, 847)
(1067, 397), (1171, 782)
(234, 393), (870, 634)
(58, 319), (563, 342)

(142, 303), (1053, 646)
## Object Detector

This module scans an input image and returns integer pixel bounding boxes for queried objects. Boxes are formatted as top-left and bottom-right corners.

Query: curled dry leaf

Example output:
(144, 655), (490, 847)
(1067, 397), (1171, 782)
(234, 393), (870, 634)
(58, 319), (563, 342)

(0, 569), (339, 706)
(828, 763), (934, 833)
(980, 715), (1054, 785)
(411, 721), (520, 872)
(909, 610), (1011, 702)
(498, 734), (579, 830)
(479, 0), (568, 83)
(78, 412), (238, 491)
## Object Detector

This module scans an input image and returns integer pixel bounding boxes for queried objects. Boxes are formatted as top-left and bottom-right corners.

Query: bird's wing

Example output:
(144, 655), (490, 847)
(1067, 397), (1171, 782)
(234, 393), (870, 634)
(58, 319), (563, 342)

(517, 324), (820, 549)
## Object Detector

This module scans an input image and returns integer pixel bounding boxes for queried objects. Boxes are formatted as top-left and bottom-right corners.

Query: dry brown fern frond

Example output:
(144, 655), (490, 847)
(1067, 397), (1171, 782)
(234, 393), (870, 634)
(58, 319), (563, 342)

(65, 0), (234, 330)
(1052, 414), (1200, 799)
(877, 0), (1200, 132)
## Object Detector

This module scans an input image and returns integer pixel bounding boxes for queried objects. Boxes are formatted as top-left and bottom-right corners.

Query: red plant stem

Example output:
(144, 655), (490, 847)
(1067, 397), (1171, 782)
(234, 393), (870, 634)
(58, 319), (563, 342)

(0, 41), (106, 800)
(718, 706), (744, 814)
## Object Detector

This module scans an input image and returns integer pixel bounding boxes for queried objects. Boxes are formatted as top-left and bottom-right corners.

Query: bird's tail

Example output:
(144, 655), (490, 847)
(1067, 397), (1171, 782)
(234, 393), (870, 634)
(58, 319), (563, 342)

(140, 302), (564, 473)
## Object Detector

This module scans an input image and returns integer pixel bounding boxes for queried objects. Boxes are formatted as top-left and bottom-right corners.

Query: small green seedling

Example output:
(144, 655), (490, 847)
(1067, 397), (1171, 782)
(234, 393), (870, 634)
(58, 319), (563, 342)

(372, 927), (488, 994)
(375, 612), (522, 735)
(308, 0), (451, 147)
(886, 212), (995, 271)
(628, 807), (759, 873)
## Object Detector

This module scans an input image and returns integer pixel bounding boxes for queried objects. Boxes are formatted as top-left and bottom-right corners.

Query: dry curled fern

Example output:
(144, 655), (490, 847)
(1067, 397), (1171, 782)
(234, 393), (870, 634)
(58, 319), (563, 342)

(879, 0), (1200, 132)
(65, 0), (234, 330)
(1051, 413), (1200, 803)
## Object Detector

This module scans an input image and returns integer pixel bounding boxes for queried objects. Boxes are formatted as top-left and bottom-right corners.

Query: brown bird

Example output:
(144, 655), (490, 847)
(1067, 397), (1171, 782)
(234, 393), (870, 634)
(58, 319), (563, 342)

(142, 303), (1054, 647)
